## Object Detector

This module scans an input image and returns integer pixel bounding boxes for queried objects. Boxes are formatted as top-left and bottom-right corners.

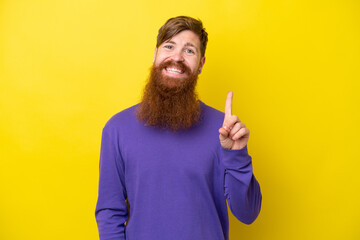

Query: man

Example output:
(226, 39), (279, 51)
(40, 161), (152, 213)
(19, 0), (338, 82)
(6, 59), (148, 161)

(95, 16), (262, 240)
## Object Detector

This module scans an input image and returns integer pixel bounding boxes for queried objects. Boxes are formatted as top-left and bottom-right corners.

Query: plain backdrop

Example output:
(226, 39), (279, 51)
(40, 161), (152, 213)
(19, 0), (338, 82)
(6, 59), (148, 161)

(0, 0), (359, 239)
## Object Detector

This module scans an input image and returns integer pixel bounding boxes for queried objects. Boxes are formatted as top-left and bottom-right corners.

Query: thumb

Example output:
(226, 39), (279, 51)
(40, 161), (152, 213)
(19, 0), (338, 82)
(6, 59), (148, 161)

(219, 127), (229, 141)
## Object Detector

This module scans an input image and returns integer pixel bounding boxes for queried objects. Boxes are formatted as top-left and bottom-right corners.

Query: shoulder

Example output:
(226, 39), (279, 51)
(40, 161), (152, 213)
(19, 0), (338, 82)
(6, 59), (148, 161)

(200, 101), (224, 122)
(103, 104), (140, 134)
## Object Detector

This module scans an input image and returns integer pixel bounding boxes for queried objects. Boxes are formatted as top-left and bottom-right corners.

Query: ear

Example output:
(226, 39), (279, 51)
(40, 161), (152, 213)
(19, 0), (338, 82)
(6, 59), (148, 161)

(198, 56), (206, 73)
(153, 48), (158, 64)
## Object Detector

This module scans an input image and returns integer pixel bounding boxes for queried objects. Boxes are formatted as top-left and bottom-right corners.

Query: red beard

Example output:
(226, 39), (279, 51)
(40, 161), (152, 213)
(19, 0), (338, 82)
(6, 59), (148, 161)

(136, 60), (201, 131)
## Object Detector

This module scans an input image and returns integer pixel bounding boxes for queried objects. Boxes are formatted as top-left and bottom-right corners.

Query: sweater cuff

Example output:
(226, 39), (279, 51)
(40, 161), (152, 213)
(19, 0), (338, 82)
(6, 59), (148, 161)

(221, 146), (252, 168)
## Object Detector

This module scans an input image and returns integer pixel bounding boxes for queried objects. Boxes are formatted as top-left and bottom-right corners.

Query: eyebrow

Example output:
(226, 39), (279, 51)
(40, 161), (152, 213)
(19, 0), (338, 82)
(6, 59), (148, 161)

(165, 40), (176, 45)
(184, 42), (197, 49)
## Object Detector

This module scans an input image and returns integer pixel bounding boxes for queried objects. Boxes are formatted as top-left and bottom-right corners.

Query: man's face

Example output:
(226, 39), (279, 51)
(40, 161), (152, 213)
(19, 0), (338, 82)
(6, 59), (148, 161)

(153, 30), (206, 88)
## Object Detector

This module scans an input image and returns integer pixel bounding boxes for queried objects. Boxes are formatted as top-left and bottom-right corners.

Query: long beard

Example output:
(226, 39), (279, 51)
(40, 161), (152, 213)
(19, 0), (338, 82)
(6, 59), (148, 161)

(137, 60), (201, 131)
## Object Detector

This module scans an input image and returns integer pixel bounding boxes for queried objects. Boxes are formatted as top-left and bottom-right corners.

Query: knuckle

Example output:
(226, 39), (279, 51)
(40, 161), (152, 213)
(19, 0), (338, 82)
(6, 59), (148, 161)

(222, 125), (230, 132)
(237, 128), (246, 137)
(229, 115), (237, 124)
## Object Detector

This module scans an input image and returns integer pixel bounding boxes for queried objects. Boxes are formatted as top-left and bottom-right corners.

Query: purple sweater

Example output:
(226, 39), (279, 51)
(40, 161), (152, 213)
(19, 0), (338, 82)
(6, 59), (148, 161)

(95, 102), (262, 240)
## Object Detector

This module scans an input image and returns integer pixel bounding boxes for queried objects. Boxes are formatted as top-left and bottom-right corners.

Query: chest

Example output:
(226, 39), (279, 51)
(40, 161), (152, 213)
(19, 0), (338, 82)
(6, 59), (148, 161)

(120, 128), (221, 190)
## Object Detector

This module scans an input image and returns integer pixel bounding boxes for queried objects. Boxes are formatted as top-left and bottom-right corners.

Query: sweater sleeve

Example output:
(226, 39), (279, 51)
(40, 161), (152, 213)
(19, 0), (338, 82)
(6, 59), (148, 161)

(95, 128), (128, 240)
(221, 146), (262, 224)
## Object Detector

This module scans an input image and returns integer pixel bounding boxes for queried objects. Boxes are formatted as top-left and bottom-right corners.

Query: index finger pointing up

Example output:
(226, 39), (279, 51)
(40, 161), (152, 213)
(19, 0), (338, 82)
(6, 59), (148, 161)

(225, 91), (233, 117)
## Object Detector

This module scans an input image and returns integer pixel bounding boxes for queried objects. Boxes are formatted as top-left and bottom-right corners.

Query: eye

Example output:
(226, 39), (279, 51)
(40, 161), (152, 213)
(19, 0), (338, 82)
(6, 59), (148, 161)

(164, 45), (173, 50)
(185, 48), (195, 54)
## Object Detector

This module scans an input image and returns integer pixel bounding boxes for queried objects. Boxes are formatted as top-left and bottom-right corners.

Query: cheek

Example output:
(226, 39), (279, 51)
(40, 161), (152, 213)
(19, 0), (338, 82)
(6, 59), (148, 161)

(155, 55), (169, 66)
(154, 58), (163, 67)
(189, 60), (200, 71)
(156, 50), (170, 59)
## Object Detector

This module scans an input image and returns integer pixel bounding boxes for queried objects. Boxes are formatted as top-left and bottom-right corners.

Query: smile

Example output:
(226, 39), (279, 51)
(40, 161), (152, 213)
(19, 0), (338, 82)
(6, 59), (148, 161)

(165, 67), (184, 74)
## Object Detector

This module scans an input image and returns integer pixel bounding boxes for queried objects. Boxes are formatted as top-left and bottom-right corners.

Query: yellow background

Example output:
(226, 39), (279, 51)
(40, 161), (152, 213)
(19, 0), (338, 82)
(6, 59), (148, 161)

(1, 0), (359, 239)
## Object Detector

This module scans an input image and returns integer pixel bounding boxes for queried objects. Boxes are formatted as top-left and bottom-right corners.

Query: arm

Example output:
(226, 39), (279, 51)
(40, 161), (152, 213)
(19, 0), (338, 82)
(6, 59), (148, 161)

(218, 91), (262, 224)
(95, 128), (128, 240)
(221, 146), (262, 224)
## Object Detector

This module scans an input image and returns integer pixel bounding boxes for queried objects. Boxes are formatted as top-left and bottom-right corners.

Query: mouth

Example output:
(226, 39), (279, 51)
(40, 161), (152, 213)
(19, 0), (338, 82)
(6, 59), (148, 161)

(164, 66), (185, 76)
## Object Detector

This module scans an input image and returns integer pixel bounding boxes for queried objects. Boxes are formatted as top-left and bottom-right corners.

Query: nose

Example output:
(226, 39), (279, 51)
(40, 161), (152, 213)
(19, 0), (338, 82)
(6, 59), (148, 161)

(171, 50), (184, 62)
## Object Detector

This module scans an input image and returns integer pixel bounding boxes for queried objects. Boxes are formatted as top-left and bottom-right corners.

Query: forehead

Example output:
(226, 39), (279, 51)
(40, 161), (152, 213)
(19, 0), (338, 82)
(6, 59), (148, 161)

(163, 30), (201, 47)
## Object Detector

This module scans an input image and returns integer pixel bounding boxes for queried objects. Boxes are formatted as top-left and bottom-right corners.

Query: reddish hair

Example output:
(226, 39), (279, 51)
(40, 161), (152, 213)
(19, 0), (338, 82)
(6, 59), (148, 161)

(156, 16), (208, 57)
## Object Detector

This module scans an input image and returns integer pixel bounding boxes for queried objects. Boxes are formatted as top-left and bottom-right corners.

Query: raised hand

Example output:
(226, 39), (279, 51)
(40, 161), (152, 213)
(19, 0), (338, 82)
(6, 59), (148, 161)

(219, 91), (250, 150)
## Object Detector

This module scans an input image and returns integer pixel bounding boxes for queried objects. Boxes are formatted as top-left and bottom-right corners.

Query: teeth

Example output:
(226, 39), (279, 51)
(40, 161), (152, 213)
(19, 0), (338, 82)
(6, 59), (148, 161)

(166, 67), (183, 74)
